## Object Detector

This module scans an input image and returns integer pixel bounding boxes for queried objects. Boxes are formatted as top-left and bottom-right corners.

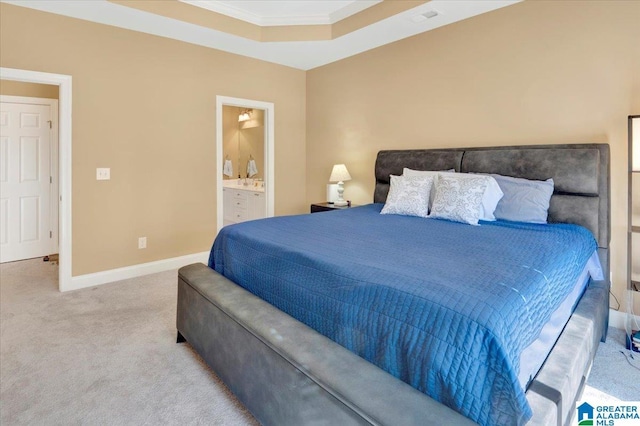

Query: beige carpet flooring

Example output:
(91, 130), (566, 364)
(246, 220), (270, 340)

(0, 258), (257, 425)
(1, 258), (638, 425)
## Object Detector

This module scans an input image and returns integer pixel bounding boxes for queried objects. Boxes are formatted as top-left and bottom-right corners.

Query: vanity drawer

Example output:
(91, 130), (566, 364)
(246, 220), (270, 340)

(232, 197), (248, 209)
(233, 191), (248, 200)
(223, 185), (264, 226)
(232, 209), (247, 222)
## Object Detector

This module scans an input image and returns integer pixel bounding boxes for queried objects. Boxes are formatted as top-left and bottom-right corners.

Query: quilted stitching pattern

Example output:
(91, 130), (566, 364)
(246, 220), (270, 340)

(209, 204), (597, 426)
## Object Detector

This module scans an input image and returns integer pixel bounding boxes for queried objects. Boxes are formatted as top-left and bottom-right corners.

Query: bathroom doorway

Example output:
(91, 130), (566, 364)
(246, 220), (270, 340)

(216, 96), (274, 232)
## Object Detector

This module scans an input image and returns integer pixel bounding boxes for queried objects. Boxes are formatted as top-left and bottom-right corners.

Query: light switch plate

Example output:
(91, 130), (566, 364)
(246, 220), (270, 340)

(96, 168), (110, 180)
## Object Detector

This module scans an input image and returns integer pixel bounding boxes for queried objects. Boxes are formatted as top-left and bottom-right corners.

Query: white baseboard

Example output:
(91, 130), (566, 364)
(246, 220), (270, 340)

(609, 309), (640, 331)
(63, 251), (209, 292)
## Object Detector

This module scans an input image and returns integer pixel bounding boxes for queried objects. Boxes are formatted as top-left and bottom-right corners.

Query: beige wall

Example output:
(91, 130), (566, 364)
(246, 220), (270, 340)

(0, 80), (59, 99)
(306, 1), (640, 313)
(0, 3), (306, 276)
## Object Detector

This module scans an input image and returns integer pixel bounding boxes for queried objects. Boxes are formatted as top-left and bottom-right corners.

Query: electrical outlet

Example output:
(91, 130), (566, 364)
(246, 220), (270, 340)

(138, 237), (147, 249)
(96, 168), (111, 180)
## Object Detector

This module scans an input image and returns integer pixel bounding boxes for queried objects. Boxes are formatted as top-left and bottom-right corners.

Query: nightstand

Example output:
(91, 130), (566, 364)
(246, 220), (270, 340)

(310, 202), (354, 213)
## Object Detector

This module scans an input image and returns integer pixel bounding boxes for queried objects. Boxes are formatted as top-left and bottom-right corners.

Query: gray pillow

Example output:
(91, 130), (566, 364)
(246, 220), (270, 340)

(490, 174), (554, 223)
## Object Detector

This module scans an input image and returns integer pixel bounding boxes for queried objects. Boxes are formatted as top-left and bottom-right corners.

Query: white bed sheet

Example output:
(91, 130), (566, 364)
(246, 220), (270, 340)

(519, 251), (603, 388)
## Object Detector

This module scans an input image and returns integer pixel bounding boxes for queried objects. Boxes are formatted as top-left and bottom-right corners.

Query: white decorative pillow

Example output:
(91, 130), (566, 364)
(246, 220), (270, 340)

(429, 174), (488, 225)
(402, 168), (455, 210)
(403, 168), (455, 177)
(381, 175), (434, 218)
(454, 173), (504, 221)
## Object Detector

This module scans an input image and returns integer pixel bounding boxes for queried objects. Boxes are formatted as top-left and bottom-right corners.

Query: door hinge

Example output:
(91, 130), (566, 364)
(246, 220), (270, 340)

(50, 176), (52, 184)
(50, 231), (52, 238)
(47, 120), (52, 129)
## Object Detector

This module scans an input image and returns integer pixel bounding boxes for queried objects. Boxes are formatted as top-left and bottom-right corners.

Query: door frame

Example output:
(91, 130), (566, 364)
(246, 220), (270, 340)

(1, 67), (72, 292)
(0, 95), (59, 257)
(216, 96), (274, 232)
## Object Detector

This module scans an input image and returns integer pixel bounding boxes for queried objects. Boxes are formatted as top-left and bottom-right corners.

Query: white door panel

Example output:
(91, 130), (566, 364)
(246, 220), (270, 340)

(0, 136), (8, 182)
(0, 199), (7, 245)
(0, 102), (52, 263)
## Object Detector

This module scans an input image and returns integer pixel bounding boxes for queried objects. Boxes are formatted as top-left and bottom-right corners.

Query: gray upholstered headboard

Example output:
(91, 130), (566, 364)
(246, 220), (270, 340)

(374, 144), (610, 275)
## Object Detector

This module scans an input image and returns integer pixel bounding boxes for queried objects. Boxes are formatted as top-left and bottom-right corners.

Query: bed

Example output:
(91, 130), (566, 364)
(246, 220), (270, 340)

(176, 144), (610, 426)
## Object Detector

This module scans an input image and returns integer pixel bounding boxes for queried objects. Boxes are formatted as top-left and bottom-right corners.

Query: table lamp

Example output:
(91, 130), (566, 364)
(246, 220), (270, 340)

(329, 164), (352, 207)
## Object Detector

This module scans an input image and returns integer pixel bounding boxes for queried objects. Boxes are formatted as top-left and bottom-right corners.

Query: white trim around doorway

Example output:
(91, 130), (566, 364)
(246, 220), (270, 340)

(215, 96), (275, 233)
(0, 67), (72, 292)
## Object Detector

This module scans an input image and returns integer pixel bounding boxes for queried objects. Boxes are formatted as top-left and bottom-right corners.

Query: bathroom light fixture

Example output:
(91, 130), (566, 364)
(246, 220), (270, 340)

(238, 109), (252, 122)
(329, 164), (352, 207)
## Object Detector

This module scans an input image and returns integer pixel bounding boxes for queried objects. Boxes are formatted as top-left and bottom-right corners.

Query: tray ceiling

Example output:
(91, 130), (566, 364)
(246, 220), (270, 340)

(1, 0), (521, 70)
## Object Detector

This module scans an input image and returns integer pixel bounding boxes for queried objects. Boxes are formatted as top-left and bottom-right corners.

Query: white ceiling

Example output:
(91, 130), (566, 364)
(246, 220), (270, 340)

(180, 0), (382, 26)
(1, 0), (520, 70)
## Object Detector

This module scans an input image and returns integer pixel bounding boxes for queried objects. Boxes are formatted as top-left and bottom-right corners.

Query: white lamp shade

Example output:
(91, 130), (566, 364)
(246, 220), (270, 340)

(329, 164), (352, 182)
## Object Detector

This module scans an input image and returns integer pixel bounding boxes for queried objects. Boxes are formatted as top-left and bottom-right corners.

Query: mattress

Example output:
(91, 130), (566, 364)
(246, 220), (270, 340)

(518, 251), (602, 388)
(208, 204), (599, 426)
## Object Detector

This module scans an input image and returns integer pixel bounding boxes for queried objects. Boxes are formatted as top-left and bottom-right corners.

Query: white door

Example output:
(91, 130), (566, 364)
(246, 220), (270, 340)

(0, 101), (53, 263)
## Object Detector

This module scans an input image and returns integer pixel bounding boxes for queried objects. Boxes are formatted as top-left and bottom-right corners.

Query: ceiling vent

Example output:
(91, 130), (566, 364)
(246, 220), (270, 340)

(410, 10), (439, 23)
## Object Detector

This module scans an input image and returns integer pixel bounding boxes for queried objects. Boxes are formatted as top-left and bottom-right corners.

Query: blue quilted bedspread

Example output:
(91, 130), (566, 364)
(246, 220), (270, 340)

(208, 204), (597, 426)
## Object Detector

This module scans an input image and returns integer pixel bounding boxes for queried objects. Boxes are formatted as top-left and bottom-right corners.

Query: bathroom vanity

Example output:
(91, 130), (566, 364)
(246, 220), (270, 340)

(222, 181), (266, 227)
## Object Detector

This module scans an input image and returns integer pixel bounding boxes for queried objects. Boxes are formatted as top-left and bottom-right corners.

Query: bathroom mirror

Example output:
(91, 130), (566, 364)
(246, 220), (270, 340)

(222, 105), (264, 182)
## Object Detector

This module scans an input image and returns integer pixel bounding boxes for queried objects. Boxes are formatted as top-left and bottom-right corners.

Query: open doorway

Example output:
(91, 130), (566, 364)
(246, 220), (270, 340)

(0, 67), (72, 292)
(1, 90), (59, 264)
(216, 96), (274, 232)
